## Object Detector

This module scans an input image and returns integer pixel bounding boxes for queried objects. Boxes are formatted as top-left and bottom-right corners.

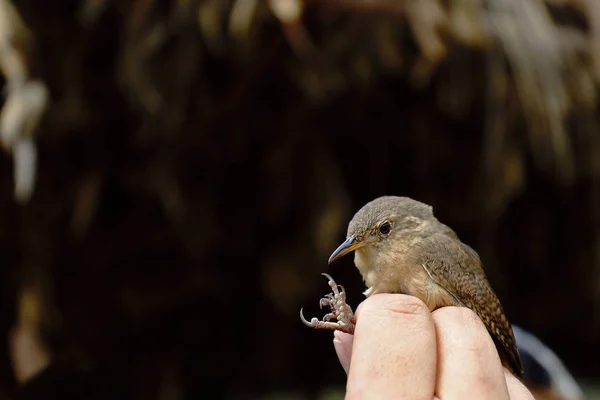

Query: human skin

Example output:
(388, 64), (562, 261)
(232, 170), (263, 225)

(333, 294), (535, 400)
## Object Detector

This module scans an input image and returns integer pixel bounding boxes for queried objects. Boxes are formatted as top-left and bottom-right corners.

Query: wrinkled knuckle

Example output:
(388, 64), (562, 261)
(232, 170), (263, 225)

(385, 294), (430, 317)
(356, 294), (431, 323)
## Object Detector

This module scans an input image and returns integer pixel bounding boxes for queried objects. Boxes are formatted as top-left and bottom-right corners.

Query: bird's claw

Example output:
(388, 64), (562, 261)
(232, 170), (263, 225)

(300, 273), (355, 334)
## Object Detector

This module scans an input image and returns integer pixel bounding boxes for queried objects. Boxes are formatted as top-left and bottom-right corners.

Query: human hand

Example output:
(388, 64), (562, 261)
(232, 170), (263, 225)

(333, 294), (535, 399)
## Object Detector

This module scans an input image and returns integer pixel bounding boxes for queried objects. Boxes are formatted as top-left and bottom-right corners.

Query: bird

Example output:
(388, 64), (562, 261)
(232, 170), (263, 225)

(301, 195), (524, 378)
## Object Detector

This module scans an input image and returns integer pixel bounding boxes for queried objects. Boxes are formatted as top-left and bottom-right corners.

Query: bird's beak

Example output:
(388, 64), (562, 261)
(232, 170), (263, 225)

(328, 235), (366, 264)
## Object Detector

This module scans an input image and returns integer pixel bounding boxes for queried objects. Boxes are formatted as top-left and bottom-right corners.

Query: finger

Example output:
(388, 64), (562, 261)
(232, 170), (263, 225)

(345, 294), (437, 400)
(504, 369), (536, 400)
(432, 306), (510, 400)
(333, 331), (353, 374)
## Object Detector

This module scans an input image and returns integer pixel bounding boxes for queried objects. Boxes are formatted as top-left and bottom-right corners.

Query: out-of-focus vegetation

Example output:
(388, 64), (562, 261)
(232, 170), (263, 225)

(0, 0), (598, 398)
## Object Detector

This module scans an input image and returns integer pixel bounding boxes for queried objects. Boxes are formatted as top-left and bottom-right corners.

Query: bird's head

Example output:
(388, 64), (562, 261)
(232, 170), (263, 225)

(328, 196), (435, 265)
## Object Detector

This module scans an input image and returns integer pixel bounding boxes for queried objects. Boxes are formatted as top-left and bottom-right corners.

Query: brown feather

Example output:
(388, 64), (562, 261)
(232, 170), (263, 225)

(413, 231), (524, 377)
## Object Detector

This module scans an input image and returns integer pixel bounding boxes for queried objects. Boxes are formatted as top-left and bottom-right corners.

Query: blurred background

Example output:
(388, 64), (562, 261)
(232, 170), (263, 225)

(0, 0), (599, 398)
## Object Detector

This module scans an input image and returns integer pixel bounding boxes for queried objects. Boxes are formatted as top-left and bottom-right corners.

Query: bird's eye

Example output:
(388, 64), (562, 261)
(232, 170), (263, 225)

(379, 221), (391, 235)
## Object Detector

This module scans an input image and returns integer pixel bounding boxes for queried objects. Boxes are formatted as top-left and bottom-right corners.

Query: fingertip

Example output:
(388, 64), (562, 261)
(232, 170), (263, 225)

(333, 330), (353, 345)
(333, 332), (352, 374)
(504, 369), (536, 400)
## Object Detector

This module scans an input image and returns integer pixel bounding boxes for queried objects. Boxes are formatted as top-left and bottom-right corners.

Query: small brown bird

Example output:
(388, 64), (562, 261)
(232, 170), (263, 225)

(301, 195), (524, 377)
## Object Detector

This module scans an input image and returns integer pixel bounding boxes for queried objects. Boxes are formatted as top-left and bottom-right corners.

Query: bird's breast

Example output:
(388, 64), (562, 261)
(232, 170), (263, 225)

(354, 247), (459, 310)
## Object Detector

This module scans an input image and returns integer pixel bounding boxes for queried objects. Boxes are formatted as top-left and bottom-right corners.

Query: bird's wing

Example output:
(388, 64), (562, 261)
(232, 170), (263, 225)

(413, 232), (524, 377)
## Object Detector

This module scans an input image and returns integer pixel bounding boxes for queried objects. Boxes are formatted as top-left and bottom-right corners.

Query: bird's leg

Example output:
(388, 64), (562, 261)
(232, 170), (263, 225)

(300, 273), (356, 334)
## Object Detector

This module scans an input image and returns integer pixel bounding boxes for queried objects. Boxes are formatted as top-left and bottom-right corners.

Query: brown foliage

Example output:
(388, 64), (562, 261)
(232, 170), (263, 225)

(0, 0), (598, 398)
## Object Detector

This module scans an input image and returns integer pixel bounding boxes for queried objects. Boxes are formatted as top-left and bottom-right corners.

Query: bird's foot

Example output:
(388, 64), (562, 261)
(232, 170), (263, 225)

(300, 273), (355, 334)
